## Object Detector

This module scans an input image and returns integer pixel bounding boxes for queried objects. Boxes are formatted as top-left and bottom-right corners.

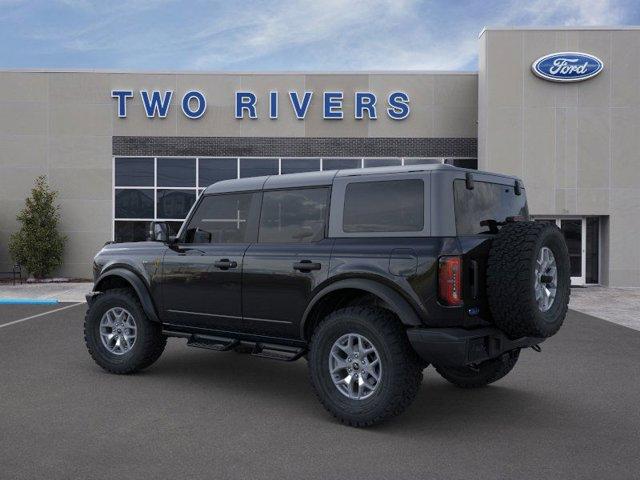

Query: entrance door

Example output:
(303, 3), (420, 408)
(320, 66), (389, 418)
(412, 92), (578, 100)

(536, 217), (588, 286)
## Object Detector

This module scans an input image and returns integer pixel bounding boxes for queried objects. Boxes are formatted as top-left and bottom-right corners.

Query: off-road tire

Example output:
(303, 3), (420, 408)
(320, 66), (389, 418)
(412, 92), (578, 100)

(435, 349), (520, 388)
(487, 221), (570, 339)
(308, 306), (423, 427)
(84, 288), (167, 374)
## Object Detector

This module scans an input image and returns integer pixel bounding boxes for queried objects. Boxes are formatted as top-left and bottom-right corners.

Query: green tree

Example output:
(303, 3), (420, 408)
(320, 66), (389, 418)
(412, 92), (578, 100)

(9, 176), (67, 278)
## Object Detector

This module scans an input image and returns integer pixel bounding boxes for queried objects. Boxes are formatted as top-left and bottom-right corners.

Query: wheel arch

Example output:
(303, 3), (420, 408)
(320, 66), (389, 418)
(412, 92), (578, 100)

(300, 278), (422, 340)
(94, 268), (160, 323)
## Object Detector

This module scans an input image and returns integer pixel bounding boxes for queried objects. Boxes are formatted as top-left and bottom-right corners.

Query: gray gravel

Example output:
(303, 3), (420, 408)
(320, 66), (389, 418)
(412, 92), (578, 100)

(0, 304), (639, 480)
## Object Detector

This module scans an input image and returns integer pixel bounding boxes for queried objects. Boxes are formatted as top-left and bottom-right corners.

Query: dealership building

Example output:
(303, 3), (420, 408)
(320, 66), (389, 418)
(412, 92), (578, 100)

(0, 26), (639, 286)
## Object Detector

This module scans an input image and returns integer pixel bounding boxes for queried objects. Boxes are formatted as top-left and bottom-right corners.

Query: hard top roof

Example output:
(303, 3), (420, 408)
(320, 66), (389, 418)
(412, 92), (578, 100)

(203, 164), (520, 194)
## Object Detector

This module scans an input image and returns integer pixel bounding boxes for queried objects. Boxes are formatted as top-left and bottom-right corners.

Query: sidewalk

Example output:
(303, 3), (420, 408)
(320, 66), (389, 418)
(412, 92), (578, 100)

(0, 282), (91, 303)
(569, 286), (640, 331)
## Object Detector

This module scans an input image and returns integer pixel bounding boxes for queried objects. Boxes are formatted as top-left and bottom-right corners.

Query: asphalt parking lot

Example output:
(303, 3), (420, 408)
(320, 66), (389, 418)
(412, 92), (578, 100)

(1, 304), (639, 480)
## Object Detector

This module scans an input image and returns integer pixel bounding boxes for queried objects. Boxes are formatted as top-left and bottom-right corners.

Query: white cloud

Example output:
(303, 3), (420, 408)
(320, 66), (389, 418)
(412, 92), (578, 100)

(8, 0), (631, 71)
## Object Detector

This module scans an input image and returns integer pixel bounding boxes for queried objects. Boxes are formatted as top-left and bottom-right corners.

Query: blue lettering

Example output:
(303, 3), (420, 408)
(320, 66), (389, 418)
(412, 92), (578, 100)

(269, 91), (278, 119)
(323, 92), (343, 119)
(111, 90), (133, 118)
(181, 90), (206, 119)
(235, 91), (257, 119)
(387, 91), (410, 120)
(355, 92), (377, 120)
(140, 90), (173, 118)
(289, 91), (313, 119)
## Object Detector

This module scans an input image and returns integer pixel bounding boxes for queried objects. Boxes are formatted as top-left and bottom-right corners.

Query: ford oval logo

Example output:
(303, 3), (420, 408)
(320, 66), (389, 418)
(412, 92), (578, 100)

(531, 52), (604, 82)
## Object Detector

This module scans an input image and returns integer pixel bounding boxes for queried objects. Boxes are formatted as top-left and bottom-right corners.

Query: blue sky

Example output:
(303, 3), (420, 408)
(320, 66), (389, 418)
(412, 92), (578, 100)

(0, 0), (638, 71)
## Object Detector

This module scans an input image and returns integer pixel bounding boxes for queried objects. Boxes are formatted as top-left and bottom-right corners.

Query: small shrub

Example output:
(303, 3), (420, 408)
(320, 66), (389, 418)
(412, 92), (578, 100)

(9, 176), (67, 278)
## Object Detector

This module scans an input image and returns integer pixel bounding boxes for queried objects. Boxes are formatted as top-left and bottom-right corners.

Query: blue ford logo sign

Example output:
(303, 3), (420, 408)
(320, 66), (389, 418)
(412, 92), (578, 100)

(531, 52), (604, 82)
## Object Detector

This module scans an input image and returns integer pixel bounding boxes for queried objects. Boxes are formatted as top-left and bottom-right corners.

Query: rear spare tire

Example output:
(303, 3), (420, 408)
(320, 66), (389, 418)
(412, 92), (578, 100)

(487, 221), (570, 339)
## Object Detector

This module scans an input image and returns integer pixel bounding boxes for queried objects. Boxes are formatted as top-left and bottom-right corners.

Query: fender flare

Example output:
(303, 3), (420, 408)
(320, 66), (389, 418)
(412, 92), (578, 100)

(94, 268), (160, 323)
(300, 278), (422, 338)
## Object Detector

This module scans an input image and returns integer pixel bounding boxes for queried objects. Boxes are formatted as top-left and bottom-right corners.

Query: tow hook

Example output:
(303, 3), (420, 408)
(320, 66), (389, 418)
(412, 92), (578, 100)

(530, 344), (542, 353)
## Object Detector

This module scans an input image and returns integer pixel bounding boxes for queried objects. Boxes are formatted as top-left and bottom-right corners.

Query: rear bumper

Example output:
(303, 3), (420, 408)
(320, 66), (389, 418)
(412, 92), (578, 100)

(407, 326), (543, 367)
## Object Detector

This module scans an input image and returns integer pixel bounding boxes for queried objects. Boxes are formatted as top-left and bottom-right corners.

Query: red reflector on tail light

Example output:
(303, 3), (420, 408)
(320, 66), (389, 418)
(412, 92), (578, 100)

(438, 256), (462, 306)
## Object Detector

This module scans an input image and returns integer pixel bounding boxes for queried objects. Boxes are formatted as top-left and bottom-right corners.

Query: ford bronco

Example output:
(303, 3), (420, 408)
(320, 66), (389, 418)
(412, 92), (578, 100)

(84, 164), (570, 426)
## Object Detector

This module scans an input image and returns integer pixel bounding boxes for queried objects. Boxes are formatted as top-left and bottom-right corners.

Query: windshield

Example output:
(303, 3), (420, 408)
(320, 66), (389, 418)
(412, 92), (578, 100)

(453, 179), (528, 235)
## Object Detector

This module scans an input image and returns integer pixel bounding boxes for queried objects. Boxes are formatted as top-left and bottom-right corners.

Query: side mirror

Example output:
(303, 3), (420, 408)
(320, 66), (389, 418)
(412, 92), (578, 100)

(149, 221), (169, 243)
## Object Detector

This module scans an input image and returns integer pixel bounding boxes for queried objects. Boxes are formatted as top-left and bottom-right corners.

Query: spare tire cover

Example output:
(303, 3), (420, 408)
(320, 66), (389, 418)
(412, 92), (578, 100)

(487, 221), (570, 339)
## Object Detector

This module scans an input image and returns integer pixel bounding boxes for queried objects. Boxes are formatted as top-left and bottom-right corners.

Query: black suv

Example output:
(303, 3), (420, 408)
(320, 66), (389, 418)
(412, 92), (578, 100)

(85, 165), (570, 426)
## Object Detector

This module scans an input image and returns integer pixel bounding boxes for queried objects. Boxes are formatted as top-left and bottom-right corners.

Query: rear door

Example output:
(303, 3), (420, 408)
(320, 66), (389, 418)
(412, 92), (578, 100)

(160, 191), (261, 330)
(241, 187), (333, 338)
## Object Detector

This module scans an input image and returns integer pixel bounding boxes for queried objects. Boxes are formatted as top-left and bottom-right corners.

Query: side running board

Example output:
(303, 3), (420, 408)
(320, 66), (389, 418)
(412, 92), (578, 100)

(164, 330), (305, 362)
(186, 334), (239, 352)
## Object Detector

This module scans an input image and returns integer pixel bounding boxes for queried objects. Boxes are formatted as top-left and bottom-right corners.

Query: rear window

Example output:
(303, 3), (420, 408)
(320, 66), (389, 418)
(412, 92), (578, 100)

(454, 179), (528, 235)
(343, 179), (424, 233)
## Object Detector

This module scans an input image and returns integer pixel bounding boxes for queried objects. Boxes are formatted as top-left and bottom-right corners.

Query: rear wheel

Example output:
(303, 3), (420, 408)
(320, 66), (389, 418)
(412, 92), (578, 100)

(308, 306), (422, 427)
(84, 288), (166, 374)
(435, 349), (520, 388)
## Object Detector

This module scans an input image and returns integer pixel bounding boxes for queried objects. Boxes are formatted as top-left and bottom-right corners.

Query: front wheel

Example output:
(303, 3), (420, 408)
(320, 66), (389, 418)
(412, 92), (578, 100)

(84, 288), (167, 374)
(435, 349), (520, 388)
(308, 307), (423, 427)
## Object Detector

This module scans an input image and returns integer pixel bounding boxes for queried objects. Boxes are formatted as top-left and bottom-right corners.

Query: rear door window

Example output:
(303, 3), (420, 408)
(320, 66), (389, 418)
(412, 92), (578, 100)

(453, 179), (528, 235)
(343, 179), (424, 233)
(259, 188), (329, 243)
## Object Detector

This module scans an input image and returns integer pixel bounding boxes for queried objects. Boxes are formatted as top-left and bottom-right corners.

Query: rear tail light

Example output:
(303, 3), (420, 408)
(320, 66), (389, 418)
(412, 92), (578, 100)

(438, 256), (462, 306)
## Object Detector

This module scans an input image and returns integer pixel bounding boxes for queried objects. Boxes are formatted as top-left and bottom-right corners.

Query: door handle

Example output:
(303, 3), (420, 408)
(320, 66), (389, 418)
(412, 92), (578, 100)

(293, 260), (321, 272)
(214, 259), (238, 270)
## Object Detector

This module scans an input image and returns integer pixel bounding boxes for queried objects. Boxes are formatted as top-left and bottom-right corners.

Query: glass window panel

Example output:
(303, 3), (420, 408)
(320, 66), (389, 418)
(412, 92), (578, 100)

(199, 158), (238, 187)
(445, 158), (478, 170)
(240, 158), (279, 178)
(586, 217), (599, 284)
(157, 189), (196, 219)
(114, 221), (151, 242)
(343, 180), (424, 233)
(323, 158), (361, 170)
(403, 158), (442, 166)
(363, 158), (402, 168)
(281, 158), (321, 174)
(157, 157), (196, 187)
(167, 221), (184, 237)
(561, 219), (583, 278)
(184, 193), (260, 244)
(453, 180), (529, 235)
(115, 189), (154, 219)
(259, 188), (329, 243)
(115, 158), (154, 186)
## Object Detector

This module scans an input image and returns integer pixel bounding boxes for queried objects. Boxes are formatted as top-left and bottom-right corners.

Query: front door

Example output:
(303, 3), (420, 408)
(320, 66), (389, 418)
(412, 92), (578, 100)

(242, 187), (333, 339)
(160, 191), (261, 330)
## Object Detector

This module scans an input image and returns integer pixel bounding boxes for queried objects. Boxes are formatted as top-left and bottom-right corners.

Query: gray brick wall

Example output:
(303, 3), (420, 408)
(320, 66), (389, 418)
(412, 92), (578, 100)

(113, 136), (477, 158)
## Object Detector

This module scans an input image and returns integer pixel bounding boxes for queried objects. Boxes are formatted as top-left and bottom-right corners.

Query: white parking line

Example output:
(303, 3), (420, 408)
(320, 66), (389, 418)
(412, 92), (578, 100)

(0, 302), (84, 329)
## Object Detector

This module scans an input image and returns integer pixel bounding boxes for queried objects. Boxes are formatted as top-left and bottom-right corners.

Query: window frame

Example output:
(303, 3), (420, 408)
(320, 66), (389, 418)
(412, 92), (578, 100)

(112, 156), (479, 241)
(257, 186), (331, 244)
(329, 173), (431, 238)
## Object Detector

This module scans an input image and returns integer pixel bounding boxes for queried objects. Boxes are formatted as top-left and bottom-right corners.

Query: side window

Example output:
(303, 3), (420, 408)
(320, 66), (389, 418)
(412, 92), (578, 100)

(343, 179), (424, 232)
(259, 188), (329, 243)
(184, 193), (259, 244)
